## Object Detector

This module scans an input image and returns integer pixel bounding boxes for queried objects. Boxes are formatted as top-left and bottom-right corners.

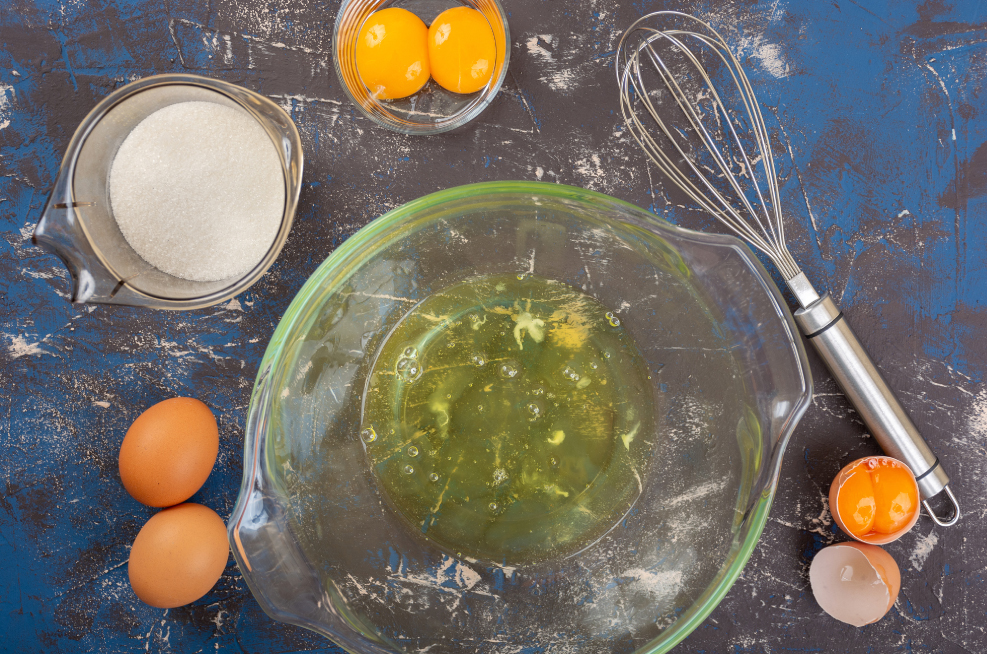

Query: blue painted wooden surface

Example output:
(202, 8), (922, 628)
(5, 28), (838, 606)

(1, 0), (986, 651)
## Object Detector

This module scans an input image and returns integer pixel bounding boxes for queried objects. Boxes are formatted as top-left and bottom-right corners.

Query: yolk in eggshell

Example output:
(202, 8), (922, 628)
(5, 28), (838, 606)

(835, 463), (876, 537)
(836, 458), (917, 537)
(869, 461), (918, 534)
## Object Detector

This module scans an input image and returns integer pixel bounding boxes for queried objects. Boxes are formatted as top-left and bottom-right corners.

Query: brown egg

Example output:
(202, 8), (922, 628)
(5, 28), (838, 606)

(128, 503), (229, 608)
(119, 397), (219, 507)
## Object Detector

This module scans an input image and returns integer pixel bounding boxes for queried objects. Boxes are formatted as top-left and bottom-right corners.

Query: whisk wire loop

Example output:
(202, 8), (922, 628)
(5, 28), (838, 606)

(644, 31), (778, 249)
(616, 11), (802, 281)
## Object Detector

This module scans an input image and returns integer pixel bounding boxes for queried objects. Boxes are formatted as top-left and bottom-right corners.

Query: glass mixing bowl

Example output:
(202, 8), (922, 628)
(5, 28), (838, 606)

(229, 181), (812, 654)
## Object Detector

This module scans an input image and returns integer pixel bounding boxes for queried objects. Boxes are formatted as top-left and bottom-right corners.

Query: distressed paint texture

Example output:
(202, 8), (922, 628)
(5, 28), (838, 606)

(1, 0), (986, 652)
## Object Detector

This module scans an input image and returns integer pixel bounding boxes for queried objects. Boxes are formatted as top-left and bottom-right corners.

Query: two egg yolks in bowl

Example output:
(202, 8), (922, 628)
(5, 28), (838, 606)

(356, 7), (496, 99)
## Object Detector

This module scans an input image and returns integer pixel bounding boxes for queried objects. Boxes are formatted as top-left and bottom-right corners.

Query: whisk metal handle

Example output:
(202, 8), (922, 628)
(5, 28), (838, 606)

(794, 293), (959, 526)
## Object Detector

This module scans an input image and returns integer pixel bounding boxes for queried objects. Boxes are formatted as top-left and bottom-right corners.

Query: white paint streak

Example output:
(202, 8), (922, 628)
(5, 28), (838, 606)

(7, 334), (51, 358)
(618, 567), (684, 598)
(525, 34), (554, 61)
(222, 34), (233, 65)
(525, 34), (579, 92)
(967, 388), (987, 438)
(268, 92), (342, 106)
(707, 3), (791, 78)
(347, 573), (369, 596)
(663, 478), (730, 509)
(390, 555), (491, 597)
(344, 291), (417, 304)
(752, 41), (790, 78)
(909, 529), (939, 571)
(574, 153), (604, 179)
(211, 608), (228, 631)
(0, 83), (14, 130)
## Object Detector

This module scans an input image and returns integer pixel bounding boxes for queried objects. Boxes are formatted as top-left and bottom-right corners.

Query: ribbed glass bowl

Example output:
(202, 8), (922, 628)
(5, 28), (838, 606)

(229, 181), (812, 654)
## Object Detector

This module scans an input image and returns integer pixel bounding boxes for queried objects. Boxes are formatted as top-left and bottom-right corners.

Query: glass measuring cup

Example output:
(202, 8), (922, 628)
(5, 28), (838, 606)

(33, 74), (303, 310)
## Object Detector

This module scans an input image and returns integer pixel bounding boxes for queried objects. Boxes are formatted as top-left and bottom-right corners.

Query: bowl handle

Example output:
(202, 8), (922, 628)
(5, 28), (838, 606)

(228, 365), (397, 653)
(32, 170), (128, 304)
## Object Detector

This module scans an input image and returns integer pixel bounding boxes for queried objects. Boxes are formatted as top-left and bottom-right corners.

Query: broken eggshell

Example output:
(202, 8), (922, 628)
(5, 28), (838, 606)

(809, 541), (901, 627)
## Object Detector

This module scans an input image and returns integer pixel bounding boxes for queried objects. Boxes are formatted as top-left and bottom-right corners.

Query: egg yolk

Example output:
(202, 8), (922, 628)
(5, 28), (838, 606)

(356, 8), (430, 100)
(835, 464), (876, 537)
(836, 458), (918, 537)
(870, 461), (918, 533)
(428, 7), (496, 94)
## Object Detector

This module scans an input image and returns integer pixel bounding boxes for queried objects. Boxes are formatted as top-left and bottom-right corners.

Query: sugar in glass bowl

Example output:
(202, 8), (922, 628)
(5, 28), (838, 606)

(33, 74), (303, 310)
(333, 0), (511, 134)
(229, 182), (812, 654)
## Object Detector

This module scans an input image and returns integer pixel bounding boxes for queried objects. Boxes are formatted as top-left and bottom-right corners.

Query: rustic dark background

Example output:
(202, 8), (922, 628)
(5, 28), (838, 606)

(1, 0), (986, 652)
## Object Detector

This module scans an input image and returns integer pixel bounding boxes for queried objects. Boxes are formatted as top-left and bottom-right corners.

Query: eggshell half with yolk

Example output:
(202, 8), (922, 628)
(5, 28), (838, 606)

(829, 455), (920, 544)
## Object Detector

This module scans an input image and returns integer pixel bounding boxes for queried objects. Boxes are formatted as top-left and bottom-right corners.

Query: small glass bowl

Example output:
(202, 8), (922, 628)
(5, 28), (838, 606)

(333, 0), (511, 135)
(33, 74), (303, 310)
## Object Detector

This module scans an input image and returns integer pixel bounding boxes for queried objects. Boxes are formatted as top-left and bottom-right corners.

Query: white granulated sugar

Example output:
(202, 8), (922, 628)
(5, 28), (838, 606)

(110, 101), (284, 282)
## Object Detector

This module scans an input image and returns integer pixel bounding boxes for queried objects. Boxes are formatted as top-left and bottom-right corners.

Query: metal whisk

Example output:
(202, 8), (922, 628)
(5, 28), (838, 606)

(616, 10), (959, 526)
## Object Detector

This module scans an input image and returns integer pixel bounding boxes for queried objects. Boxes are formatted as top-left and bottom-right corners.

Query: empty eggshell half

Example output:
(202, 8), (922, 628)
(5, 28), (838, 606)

(809, 541), (901, 627)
